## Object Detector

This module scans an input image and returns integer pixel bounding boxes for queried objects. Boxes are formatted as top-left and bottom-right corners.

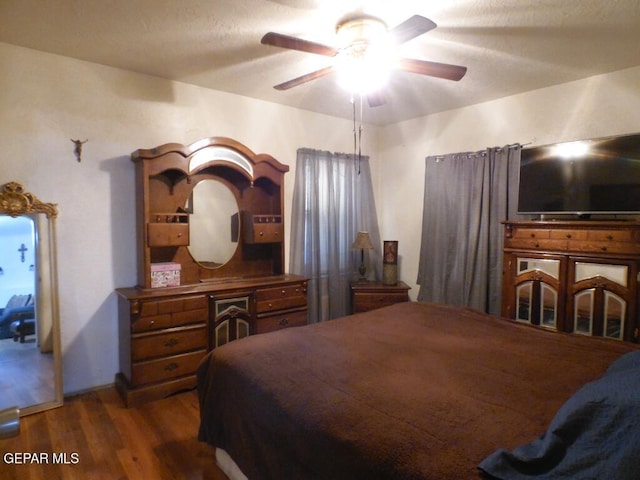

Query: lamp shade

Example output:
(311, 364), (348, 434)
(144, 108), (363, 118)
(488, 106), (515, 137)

(352, 231), (374, 250)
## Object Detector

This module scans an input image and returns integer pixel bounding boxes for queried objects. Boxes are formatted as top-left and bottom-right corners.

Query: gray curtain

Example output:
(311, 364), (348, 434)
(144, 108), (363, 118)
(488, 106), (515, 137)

(290, 148), (381, 323)
(417, 144), (522, 314)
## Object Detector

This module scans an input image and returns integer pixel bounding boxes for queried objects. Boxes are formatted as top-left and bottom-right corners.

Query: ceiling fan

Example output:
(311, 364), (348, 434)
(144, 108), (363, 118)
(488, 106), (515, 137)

(261, 14), (467, 107)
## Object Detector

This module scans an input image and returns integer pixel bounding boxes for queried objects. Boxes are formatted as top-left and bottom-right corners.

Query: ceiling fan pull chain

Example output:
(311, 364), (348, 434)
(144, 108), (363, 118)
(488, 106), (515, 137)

(358, 94), (363, 174)
(352, 95), (360, 174)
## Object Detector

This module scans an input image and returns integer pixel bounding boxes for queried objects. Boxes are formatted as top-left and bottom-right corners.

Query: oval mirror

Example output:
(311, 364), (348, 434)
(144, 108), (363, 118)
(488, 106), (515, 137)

(188, 180), (239, 268)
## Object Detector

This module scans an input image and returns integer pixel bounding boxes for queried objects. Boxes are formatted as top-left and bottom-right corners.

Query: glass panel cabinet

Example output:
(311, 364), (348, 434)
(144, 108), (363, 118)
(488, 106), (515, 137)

(569, 262), (630, 341)
(211, 295), (252, 349)
(502, 221), (640, 342)
(512, 257), (563, 329)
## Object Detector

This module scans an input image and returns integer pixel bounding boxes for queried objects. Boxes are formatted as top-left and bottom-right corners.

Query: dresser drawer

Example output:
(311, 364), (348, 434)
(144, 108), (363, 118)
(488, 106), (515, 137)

(505, 226), (558, 250)
(245, 222), (283, 243)
(243, 214), (284, 243)
(255, 283), (307, 313)
(131, 349), (207, 386)
(568, 240), (640, 255)
(505, 237), (569, 251)
(132, 295), (208, 333)
(587, 229), (634, 242)
(132, 325), (207, 361)
(256, 309), (308, 334)
(147, 222), (189, 247)
(549, 229), (587, 241)
(510, 227), (550, 240)
(505, 223), (640, 255)
(139, 295), (207, 316)
(132, 308), (207, 333)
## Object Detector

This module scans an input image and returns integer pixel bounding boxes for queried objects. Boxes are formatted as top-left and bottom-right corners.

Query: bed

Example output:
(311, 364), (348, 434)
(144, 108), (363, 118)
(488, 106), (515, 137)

(197, 301), (640, 479)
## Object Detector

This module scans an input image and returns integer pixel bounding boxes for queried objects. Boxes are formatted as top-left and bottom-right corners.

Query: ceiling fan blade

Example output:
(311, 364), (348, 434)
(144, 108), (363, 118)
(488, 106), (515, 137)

(367, 91), (386, 108)
(273, 66), (335, 90)
(261, 32), (338, 57)
(389, 15), (437, 44)
(397, 58), (467, 81)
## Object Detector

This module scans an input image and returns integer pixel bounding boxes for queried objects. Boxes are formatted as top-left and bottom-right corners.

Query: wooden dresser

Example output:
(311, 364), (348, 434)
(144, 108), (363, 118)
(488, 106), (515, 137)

(116, 275), (307, 406)
(502, 221), (640, 342)
(350, 281), (411, 314)
(116, 137), (308, 406)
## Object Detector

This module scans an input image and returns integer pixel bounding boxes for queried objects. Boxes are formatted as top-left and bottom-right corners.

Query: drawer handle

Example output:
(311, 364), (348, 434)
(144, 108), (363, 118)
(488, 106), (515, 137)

(281, 290), (286, 295)
(606, 235), (613, 240)
(530, 233), (536, 238)
(149, 320), (155, 327)
(566, 233), (572, 239)
(164, 338), (178, 348)
(164, 362), (178, 372)
(259, 231), (264, 236)
(279, 317), (289, 326)
(601, 246), (608, 251)
(268, 303), (273, 308)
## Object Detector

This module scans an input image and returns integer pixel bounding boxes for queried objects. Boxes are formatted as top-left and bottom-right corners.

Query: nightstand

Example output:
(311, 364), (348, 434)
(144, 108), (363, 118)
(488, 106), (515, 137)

(350, 281), (411, 314)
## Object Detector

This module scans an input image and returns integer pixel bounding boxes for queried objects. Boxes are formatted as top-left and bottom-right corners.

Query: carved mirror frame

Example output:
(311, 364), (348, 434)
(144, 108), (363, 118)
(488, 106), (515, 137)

(0, 181), (63, 414)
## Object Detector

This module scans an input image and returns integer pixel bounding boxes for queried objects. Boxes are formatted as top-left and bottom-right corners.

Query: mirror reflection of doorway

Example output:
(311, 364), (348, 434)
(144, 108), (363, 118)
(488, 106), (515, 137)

(0, 215), (54, 411)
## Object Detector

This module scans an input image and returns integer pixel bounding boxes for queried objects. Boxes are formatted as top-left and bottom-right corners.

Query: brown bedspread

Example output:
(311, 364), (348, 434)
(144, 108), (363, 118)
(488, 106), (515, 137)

(197, 302), (637, 480)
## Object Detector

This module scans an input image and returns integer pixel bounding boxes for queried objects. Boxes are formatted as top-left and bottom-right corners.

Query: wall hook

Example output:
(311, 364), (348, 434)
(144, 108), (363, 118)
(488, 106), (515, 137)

(71, 139), (88, 162)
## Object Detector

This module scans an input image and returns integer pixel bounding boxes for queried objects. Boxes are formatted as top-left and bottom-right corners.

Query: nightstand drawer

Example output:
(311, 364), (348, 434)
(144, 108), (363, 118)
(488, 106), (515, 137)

(353, 293), (409, 313)
(350, 281), (411, 314)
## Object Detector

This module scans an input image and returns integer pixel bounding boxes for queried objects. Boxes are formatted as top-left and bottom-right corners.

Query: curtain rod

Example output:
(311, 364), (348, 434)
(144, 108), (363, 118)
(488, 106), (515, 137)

(432, 141), (531, 161)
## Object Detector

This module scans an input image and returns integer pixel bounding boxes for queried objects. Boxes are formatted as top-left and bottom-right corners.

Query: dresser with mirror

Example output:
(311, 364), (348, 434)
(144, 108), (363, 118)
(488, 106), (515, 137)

(116, 137), (308, 407)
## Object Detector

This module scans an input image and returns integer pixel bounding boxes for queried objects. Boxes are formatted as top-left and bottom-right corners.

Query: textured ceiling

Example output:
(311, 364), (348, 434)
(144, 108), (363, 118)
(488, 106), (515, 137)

(1, 0), (640, 125)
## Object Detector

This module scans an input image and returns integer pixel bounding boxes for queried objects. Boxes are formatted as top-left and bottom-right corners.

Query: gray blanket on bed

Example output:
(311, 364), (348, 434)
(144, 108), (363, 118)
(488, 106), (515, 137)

(479, 350), (640, 479)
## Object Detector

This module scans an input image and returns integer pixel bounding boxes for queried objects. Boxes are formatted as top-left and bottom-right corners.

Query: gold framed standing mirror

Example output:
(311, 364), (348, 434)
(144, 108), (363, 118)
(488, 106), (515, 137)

(0, 181), (63, 415)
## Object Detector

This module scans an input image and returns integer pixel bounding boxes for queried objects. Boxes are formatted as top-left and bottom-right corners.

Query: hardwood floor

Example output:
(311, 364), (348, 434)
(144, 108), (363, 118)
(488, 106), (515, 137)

(1, 387), (229, 480)
(0, 337), (55, 411)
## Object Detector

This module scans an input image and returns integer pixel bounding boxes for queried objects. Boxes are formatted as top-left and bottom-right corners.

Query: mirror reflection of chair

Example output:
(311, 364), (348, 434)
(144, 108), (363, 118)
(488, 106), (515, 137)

(0, 294), (34, 339)
(11, 311), (36, 343)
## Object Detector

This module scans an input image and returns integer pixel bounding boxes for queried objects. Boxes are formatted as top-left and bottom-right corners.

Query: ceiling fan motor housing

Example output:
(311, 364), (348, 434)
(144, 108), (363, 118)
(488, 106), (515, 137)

(336, 16), (388, 52)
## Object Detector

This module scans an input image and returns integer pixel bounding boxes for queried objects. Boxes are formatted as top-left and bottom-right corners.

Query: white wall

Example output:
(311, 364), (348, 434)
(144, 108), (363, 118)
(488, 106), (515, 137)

(378, 66), (640, 299)
(0, 42), (379, 393)
(0, 216), (35, 306)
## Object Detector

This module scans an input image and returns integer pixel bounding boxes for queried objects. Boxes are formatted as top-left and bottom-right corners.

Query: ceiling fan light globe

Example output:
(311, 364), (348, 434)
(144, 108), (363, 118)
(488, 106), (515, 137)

(335, 41), (393, 94)
(336, 57), (389, 94)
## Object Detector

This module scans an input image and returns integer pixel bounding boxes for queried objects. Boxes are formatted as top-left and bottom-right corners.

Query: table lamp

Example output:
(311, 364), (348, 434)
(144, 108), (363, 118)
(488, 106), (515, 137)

(352, 231), (374, 280)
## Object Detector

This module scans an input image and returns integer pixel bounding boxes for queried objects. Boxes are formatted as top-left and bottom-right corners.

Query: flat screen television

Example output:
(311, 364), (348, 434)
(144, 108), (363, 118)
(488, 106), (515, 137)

(517, 133), (640, 216)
